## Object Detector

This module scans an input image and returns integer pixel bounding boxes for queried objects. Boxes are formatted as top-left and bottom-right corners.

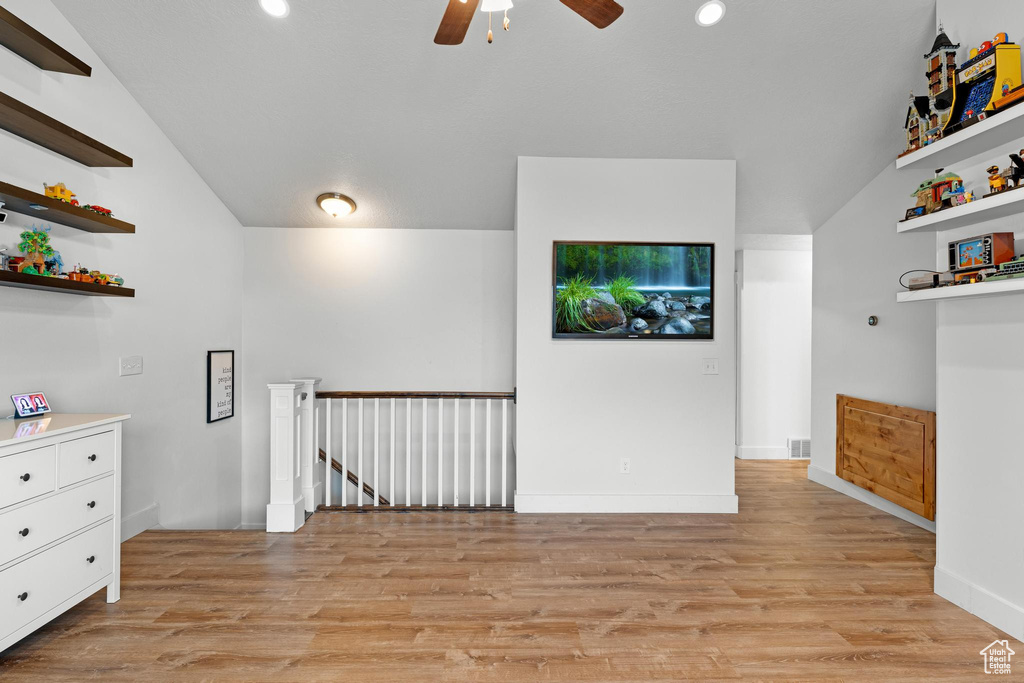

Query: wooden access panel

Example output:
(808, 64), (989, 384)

(836, 395), (936, 520)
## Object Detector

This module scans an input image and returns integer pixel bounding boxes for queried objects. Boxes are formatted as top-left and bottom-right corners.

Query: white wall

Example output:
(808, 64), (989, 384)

(239, 228), (514, 526)
(514, 157), (738, 513)
(931, 0), (1024, 641)
(0, 0), (245, 533)
(736, 248), (812, 459)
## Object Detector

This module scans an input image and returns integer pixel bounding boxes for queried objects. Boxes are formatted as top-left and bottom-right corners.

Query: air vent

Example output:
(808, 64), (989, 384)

(788, 438), (811, 459)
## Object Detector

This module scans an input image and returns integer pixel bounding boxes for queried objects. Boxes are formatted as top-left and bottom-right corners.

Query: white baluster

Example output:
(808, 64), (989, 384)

(502, 399), (508, 507)
(341, 398), (347, 507)
(292, 378), (322, 513)
(437, 398), (444, 506)
(486, 399), (492, 507)
(454, 398), (460, 507)
(325, 398), (332, 507)
(357, 399), (363, 508)
(406, 398), (411, 507)
(470, 399), (476, 507)
(390, 398), (396, 507)
(374, 398), (380, 507)
(421, 398), (427, 507)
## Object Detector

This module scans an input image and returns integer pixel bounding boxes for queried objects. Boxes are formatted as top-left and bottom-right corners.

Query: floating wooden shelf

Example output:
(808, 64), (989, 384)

(0, 7), (91, 76)
(0, 91), (131, 167)
(0, 181), (134, 234)
(897, 278), (1024, 303)
(897, 187), (1024, 234)
(0, 270), (134, 297)
(896, 105), (1024, 171)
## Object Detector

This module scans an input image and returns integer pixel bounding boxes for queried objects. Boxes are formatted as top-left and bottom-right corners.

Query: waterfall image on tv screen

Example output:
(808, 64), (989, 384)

(552, 241), (714, 340)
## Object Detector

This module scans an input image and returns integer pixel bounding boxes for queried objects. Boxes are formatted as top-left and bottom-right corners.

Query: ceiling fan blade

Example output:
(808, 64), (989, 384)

(559, 0), (624, 29)
(434, 0), (481, 45)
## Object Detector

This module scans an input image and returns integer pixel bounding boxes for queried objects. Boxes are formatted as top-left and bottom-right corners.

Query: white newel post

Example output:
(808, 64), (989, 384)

(266, 382), (305, 532)
(292, 377), (323, 513)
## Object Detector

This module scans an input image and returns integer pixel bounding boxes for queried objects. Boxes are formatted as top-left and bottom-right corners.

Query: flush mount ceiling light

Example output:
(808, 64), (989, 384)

(317, 193), (357, 219)
(695, 0), (726, 27)
(259, 0), (290, 18)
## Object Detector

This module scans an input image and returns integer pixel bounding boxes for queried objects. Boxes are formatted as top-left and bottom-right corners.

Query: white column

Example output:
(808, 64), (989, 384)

(267, 382), (305, 533)
(292, 378), (323, 513)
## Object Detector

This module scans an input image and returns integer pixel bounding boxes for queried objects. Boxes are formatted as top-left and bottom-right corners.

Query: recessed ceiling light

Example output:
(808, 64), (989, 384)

(317, 193), (357, 219)
(259, 0), (290, 18)
(696, 0), (725, 27)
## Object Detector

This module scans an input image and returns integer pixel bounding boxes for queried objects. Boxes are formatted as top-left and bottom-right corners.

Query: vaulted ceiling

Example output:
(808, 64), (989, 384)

(53, 0), (935, 233)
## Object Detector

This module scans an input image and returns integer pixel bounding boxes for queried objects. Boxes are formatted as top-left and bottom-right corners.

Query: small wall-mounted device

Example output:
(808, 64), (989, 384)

(868, 316), (879, 326)
(0, 201), (7, 224)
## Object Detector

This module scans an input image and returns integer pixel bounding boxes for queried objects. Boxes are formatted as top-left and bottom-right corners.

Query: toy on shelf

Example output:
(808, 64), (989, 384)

(16, 226), (56, 275)
(987, 165), (1008, 195)
(43, 182), (79, 206)
(949, 232), (1016, 281)
(82, 205), (113, 217)
(901, 29), (1024, 155)
(944, 32), (1023, 136)
(903, 168), (965, 220)
(108, 274), (124, 287)
(0, 248), (8, 272)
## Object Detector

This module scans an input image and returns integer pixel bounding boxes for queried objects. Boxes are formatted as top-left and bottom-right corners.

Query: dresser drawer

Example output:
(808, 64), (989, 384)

(0, 446), (57, 510)
(0, 476), (115, 568)
(59, 431), (115, 488)
(0, 519), (113, 641)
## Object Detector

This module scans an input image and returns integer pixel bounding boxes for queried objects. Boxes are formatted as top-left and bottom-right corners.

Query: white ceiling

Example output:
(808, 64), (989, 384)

(53, 0), (935, 233)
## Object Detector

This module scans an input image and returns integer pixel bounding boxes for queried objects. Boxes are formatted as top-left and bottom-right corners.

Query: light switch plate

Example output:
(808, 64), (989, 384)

(119, 355), (143, 377)
(702, 358), (719, 375)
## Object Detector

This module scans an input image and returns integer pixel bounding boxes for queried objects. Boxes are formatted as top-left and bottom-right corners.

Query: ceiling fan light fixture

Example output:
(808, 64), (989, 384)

(317, 193), (357, 219)
(480, 0), (513, 13)
(259, 0), (290, 18)
(695, 0), (725, 27)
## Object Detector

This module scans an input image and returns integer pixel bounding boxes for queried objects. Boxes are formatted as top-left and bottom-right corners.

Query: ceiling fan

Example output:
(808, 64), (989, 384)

(434, 0), (624, 45)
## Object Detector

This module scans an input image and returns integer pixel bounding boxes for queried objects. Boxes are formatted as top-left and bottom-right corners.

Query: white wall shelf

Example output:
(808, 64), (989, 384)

(895, 104), (1024, 171)
(896, 188), (1024, 233)
(897, 278), (1024, 303)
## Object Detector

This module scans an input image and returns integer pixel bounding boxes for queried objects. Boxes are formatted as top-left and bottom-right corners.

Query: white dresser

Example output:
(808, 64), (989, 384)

(0, 414), (129, 653)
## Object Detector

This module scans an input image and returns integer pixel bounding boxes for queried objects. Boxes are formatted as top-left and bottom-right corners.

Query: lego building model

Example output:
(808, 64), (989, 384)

(902, 28), (1024, 156)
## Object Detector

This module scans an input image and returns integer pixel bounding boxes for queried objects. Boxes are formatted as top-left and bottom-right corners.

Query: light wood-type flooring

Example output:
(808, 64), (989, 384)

(1, 460), (1019, 681)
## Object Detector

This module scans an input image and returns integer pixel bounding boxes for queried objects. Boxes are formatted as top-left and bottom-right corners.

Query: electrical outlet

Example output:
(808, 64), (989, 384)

(619, 457), (631, 474)
(119, 355), (143, 377)
(702, 358), (719, 375)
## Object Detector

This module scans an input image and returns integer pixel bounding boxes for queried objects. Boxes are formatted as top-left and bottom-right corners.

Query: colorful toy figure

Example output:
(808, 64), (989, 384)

(908, 168), (965, 217)
(16, 226), (55, 274)
(988, 166), (1007, 195)
(82, 205), (113, 217)
(43, 182), (79, 206)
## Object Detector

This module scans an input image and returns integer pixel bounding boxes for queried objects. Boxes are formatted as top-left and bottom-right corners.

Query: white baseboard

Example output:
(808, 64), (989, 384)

(514, 493), (738, 514)
(121, 503), (159, 542)
(807, 464), (935, 533)
(935, 566), (1024, 641)
(736, 446), (790, 460)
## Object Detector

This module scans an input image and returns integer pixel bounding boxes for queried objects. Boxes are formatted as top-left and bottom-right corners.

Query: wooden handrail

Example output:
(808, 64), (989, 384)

(316, 391), (515, 401)
(318, 448), (389, 506)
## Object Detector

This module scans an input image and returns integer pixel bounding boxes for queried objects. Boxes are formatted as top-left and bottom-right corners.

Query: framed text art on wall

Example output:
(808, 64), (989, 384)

(207, 350), (234, 423)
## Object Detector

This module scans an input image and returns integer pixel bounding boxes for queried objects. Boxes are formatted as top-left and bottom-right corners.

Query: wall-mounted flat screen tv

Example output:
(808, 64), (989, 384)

(552, 241), (714, 340)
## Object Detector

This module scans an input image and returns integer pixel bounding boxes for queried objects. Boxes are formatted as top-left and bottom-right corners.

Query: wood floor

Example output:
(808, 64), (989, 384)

(1, 461), (1018, 681)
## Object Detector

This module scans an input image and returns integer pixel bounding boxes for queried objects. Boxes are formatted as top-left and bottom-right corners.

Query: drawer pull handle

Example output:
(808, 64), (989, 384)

(87, 556), (96, 564)
(20, 473), (31, 482)
(18, 592), (28, 602)
(87, 501), (97, 509)
(88, 454), (97, 462)
(18, 528), (29, 537)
